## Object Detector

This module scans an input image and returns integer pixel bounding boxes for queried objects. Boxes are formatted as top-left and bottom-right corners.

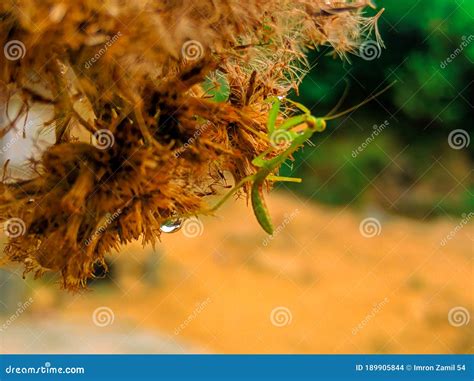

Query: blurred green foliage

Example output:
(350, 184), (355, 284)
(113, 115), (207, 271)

(284, 0), (473, 218)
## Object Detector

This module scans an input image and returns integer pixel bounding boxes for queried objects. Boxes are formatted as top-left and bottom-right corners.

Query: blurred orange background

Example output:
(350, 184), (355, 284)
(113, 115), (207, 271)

(1, 192), (472, 354)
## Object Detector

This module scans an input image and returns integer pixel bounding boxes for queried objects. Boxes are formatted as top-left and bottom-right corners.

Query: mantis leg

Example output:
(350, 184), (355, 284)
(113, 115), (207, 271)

(240, 123), (270, 142)
(278, 114), (312, 131)
(207, 175), (256, 213)
(252, 148), (274, 167)
(285, 98), (312, 115)
(267, 175), (302, 183)
(266, 97), (281, 136)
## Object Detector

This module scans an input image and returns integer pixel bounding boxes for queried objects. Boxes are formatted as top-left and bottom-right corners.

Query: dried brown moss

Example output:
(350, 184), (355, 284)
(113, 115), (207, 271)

(0, 0), (382, 290)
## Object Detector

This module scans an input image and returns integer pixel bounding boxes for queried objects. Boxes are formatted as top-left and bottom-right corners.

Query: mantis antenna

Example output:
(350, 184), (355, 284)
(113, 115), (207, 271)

(322, 80), (397, 121)
(325, 80), (350, 117)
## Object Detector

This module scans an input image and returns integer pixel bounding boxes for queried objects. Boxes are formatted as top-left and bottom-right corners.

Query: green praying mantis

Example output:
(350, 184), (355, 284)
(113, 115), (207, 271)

(202, 82), (396, 235)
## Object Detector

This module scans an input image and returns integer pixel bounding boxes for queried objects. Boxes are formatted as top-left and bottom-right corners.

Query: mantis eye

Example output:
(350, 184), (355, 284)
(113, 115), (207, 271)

(317, 119), (327, 132)
(307, 116), (326, 132)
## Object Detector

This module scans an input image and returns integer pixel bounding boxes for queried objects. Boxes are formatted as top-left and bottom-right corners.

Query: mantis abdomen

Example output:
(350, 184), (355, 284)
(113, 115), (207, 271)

(251, 169), (274, 234)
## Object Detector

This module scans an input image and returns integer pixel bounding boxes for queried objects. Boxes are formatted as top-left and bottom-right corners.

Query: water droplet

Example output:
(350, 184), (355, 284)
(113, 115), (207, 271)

(160, 218), (182, 233)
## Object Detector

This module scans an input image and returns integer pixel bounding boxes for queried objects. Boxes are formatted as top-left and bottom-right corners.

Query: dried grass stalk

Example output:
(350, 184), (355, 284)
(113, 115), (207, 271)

(0, 0), (382, 290)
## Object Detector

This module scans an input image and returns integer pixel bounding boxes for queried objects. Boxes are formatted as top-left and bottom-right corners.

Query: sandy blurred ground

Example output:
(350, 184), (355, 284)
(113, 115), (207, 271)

(0, 193), (473, 354)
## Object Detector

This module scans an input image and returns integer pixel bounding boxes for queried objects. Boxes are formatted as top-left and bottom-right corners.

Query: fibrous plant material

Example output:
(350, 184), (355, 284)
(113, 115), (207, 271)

(0, 0), (382, 290)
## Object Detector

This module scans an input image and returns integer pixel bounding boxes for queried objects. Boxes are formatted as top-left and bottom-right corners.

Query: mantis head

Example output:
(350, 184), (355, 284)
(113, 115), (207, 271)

(307, 116), (326, 132)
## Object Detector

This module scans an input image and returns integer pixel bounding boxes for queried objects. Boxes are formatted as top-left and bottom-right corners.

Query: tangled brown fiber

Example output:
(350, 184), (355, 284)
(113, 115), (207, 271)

(0, 0), (382, 290)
